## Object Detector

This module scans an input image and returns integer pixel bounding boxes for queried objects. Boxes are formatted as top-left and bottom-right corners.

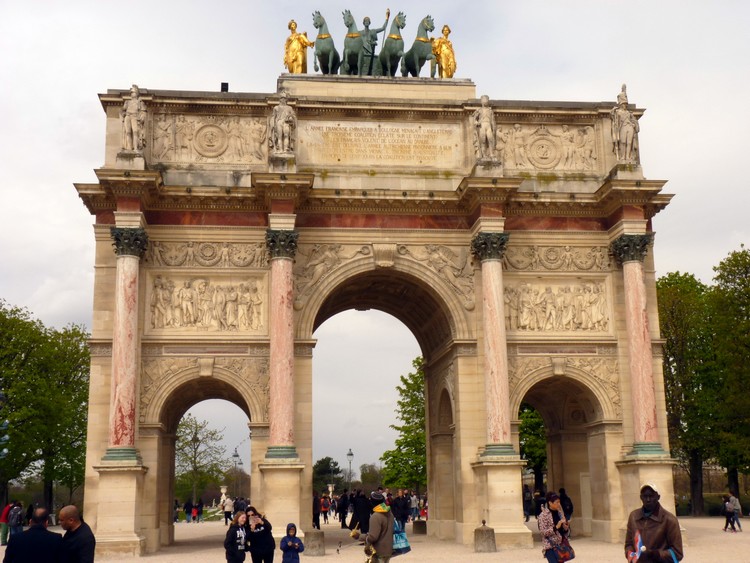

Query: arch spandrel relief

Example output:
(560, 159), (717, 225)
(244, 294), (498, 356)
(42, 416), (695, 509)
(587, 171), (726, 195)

(139, 356), (270, 424)
(508, 355), (621, 420)
(397, 244), (475, 310)
(502, 245), (610, 272)
(150, 114), (267, 167)
(145, 274), (267, 335)
(146, 241), (268, 269)
(504, 280), (610, 334)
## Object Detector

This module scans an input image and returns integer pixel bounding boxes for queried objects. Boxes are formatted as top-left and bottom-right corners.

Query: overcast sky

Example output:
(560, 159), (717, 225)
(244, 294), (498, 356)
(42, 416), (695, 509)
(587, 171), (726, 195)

(1, 1), (748, 477)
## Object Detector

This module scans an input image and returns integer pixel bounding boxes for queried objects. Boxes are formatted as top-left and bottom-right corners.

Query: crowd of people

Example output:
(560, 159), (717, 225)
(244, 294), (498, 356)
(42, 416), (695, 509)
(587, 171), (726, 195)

(0, 502), (95, 562)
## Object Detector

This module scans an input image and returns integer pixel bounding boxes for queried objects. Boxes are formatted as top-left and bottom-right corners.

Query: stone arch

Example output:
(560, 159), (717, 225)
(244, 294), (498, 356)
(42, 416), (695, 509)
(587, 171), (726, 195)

(296, 250), (474, 357)
(141, 359), (268, 429)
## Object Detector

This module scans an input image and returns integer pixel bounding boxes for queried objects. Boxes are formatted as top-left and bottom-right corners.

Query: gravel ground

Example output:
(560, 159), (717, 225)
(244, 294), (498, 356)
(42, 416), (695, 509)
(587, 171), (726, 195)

(0, 516), (745, 561)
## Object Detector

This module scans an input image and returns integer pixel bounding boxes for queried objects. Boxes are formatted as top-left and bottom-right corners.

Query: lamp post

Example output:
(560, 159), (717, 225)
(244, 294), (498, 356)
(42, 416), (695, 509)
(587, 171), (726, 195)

(232, 448), (241, 496)
(346, 448), (354, 491)
(191, 432), (200, 504)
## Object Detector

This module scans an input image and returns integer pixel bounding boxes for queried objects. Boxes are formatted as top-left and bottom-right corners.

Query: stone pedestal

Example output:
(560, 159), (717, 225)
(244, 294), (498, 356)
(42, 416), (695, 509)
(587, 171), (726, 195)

(269, 153), (296, 173)
(304, 529), (325, 555)
(93, 461), (148, 557)
(472, 159), (503, 177)
(474, 521), (497, 552)
(257, 459), (304, 532)
(412, 520), (427, 535)
(471, 457), (532, 548)
(115, 150), (145, 170)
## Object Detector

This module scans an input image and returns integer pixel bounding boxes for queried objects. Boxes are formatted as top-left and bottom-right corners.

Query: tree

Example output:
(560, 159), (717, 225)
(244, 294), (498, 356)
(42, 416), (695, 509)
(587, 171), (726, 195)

(312, 456), (343, 495)
(711, 245), (750, 495)
(175, 414), (228, 504)
(380, 357), (426, 493)
(657, 272), (718, 514)
(359, 463), (384, 494)
(0, 300), (90, 508)
(518, 403), (546, 491)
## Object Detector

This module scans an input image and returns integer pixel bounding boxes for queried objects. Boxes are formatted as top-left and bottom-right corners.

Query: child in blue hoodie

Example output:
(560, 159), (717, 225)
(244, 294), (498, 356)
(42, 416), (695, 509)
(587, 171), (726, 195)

(280, 523), (304, 563)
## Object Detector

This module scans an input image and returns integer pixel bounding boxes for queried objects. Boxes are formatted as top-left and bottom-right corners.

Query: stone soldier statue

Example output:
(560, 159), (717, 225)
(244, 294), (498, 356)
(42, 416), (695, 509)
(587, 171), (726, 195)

(472, 94), (497, 161)
(270, 92), (296, 154)
(120, 84), (146, 152)
(611, 84), (639, 162)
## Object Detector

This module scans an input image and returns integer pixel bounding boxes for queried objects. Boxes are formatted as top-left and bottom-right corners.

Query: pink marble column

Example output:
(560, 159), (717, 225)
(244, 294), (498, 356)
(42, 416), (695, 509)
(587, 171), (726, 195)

(471, 232), (515, 455)
(105, 227), (148, 460)
(611, 234), (663, 453)
(266, 229), (299, 458)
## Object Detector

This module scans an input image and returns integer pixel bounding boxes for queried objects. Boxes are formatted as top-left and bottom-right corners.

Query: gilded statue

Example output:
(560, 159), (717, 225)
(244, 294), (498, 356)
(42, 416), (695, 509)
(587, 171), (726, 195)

(431, 24), (456, 78)
(610, 84), (639, 162)
(284, 20), (314, 74)
(120, 84), (146, 152)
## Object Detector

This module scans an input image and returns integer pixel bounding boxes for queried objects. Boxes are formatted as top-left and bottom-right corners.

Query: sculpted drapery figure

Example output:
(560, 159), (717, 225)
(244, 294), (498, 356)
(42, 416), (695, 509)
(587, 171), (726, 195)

(120, 84), (146, 152)
(431, 24), (456, 78)
(270, 92), (296, 154)
(610, 84), (640, 162)
(472, 94), (497, 161)
(284, 20), (314, 74)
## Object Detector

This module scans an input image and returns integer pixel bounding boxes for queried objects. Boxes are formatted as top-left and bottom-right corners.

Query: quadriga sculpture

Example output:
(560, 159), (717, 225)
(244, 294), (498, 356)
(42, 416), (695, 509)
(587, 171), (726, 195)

(312, 11), (341, 74)
(378, 11), (406, 77)
(341, 9), (364, 75)
(401, 15), (435, 77)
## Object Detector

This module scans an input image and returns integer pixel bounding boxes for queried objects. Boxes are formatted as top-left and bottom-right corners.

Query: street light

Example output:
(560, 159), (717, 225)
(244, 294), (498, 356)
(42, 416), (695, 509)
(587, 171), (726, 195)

(346, 448), (354, 491)
(232, 448), (241, 496)
(191, 432), (200, 503)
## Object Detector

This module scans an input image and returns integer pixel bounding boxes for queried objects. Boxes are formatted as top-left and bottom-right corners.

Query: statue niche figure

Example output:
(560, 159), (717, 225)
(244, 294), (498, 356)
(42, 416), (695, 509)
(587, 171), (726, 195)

(472, 95), (497, 161)
(610, 84), (640, 162)
(284, 20), (314, 74)
(120, 84), (146, 152)
(270, 92), (296, 154)
(431, 24), (456, 78)
(311, 11), (341, 75)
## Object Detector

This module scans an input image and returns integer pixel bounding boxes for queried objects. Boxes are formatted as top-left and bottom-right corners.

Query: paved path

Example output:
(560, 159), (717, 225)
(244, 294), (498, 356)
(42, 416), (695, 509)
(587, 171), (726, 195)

(0, 516), (745, 561)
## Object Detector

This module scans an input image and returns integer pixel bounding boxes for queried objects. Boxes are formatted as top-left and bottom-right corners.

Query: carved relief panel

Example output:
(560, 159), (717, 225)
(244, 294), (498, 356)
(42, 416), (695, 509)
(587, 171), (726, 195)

(503, 245), (610, 272)
(497, 123), (598, 172)
(145, 273), (267, 335)
(145, 241), (268, 269)
(150, 114), (267, 166)
(504, 279), (610, 334)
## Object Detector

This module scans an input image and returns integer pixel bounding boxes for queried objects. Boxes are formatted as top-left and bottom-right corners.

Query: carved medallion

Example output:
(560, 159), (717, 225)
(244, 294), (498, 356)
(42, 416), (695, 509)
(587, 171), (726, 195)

(527, 137), (561, 170)
(194, 124), (228, 158)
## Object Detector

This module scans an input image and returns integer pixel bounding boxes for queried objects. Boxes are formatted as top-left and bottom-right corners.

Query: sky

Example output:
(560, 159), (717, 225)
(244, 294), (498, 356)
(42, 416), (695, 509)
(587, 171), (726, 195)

(1, 1), (748, 477)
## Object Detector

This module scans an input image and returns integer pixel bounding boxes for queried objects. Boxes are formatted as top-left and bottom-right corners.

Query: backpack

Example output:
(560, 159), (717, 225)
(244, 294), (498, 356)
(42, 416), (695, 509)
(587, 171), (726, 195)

(8, 507), (22, 527)
(322, 498), (330, 510)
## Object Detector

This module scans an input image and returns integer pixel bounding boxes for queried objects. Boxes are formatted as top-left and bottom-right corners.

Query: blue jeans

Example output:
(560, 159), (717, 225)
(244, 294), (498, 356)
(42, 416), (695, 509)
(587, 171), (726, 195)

(543, 548), (558, 562)
(733, 510), (742, 531)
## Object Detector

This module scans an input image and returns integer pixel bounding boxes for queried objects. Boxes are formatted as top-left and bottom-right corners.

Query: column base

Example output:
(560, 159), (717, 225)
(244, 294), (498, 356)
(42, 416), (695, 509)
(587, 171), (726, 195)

(481, 443), (517, 457)
(628, 442), (668, 456)
(101, 446), (143, 463)
(265, 445), (298, 459)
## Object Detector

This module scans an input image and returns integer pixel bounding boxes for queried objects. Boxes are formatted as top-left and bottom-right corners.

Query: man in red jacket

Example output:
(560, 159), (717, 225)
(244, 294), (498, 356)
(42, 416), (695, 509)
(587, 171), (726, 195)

(0, 501), (11, 545)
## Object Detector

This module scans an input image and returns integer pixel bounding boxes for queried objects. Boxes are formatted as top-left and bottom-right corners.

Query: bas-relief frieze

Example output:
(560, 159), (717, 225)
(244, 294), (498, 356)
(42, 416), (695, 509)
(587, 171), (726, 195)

(297, 121), (463, 169)
(146, 241), (268, 269)
(504, 281), (609, 333)
(139, 356), (270, 422)
(508, 356), (621, 419)
(503, 245), (610, 272)
(398, 244), (475, 310)
(151, 114), (267, 166)
(293, 244), (371, 308)
(146, 274), (266, 334)
(89, 343), (113, 357)
(497, 124), (598, 171)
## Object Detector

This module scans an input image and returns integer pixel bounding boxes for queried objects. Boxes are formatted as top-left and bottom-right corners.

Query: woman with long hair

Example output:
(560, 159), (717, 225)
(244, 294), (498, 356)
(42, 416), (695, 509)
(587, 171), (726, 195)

(246, 506), (276, 563)
(224, 511), (248, 562)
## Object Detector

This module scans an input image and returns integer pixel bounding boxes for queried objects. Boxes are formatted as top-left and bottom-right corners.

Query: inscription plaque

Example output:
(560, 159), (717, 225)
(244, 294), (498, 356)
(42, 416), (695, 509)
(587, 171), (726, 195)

(298, 121), (464, 169)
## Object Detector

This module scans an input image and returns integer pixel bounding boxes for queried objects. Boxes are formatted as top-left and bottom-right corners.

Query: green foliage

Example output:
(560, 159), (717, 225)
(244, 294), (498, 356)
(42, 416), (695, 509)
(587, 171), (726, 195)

(175, 414), (229, 503)
(380, 357), (426, 493)
(0, 300), (90, 507)
(358, 463), (384, 493)
(312, 456), (343, 495)
(519, 403), (546, 489)
(711, 245), (750, 475)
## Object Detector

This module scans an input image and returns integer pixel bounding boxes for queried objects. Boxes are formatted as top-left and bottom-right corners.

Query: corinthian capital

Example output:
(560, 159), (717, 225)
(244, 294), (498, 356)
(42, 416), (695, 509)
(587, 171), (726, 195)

(265, 229), (298, 259)
(610, 234), (653, 265)
(471, 232), (510, 261)
(110, 227), (149, 258)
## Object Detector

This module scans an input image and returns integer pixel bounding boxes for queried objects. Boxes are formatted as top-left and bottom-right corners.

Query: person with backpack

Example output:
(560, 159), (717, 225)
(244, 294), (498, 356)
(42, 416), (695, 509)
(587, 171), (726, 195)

(559, 488), (574, 523)
(723, 495), (738, 533)
(320, 494), (330, 524)
(7, 501), (24, 540)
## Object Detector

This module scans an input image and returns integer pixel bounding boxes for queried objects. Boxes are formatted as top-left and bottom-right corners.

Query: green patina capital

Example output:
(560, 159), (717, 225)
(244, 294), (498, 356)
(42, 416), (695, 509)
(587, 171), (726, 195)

(266, 229), (299, 259)
(610, 234), (653, 265)
(471, 232), (510, 261)
(110, 227), (149, 258)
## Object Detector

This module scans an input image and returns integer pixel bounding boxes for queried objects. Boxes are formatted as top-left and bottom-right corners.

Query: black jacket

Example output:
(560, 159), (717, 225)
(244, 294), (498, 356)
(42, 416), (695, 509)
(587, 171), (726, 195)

(3, 524), (63, 563)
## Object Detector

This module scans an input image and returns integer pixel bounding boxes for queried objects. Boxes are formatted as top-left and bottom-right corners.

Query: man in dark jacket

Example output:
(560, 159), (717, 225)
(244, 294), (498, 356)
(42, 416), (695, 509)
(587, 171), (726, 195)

(59, 505), (96, 563)
(390, 489), (410, 531)
(625, 483), (683, 562)
(3, 508), (63, 563)
(337, 490), (350, 528)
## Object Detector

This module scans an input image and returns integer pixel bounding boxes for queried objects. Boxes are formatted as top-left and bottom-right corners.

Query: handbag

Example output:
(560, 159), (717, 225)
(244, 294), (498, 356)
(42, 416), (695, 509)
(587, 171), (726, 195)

(392, 520), (411, 556)
(554, 535), (575, 561)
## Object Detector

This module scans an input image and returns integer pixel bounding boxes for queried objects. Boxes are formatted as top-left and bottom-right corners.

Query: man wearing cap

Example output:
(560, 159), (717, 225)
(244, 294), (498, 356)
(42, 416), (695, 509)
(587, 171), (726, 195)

(364, 491), (394, 563)
(624, 483), (683, 562)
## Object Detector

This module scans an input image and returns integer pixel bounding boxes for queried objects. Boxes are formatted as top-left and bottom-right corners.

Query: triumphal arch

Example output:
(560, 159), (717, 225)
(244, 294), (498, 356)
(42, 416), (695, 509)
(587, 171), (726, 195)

(75, 64), (674, 554)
